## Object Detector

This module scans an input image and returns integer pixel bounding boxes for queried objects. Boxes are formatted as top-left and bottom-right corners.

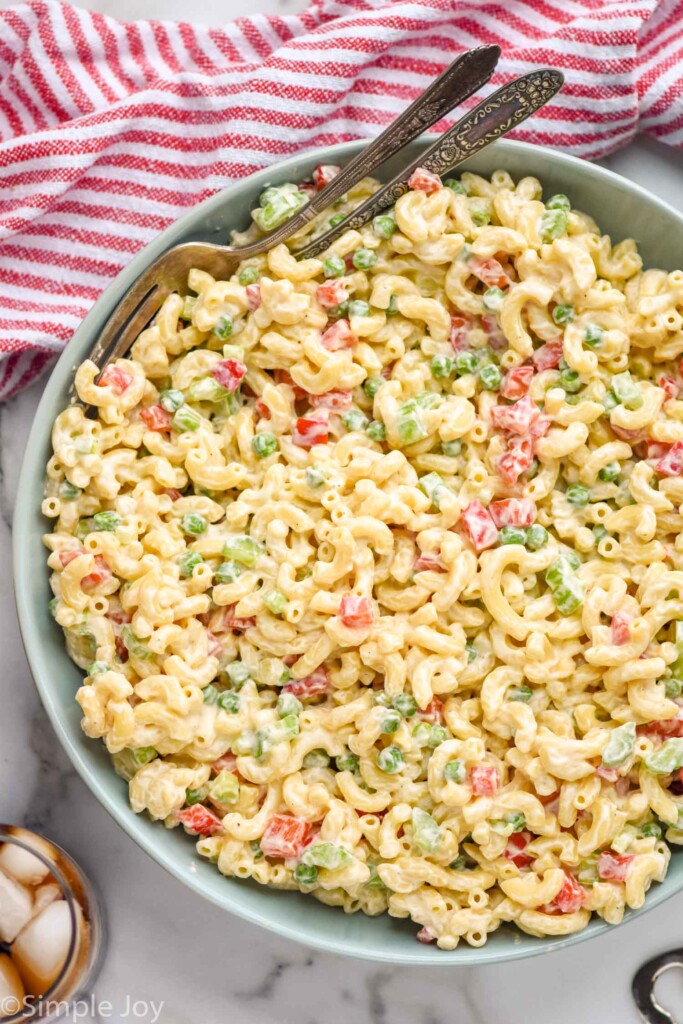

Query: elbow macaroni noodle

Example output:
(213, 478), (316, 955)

(42, 165), (683, 949)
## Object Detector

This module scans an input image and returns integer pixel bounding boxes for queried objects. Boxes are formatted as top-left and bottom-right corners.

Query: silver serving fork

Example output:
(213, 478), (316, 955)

(83, 44), (501, 378)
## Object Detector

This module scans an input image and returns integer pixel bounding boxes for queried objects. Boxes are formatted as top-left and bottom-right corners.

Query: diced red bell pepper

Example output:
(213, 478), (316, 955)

(283, 667), (329, 699)
(59, 549), (83, 567)
(656, 440), (683, 477)
(339, 595), (374, 630)
(293, 416), (329, 448)
(414, 552), (444, 572)
(497, 437), (533, 486)
(176, 804), (223, 837)
(310, 390), (353, 412)
(532, 340), (564, 372)
(481, 313), (507, 350)
(317, 280), (349, 309)
(212, 753), (238, 774)
(449, 314), (473, 353)
(416, 927), (437, 944)
(543, 872), (586, 914)
(82, 555), (112, 592)
(255, 397), (271, 420)
(245, 284), (261, 311)
(419, 696), (443, 723)
(211, 358), (247, 393)
(206, 630), (224, 659)
(489, 497), (537, 528)
(529, 414), (551, 442)
(597, 850), (634, 882)
(461, 500), (498, 552)
(140, 404), (172, 431)
(469, 256), (511, 289)
(490, 394), (539, 436)
(260, 814), (312, 859)
(165, 488), (182, 501)
(407, 166), (442, 194)
(321, 319), (356, 351)
(596, 765), (619, 782)
(501, 366), (534, 401)
(503, 830), (534, 869)
(638, 711), (683, 739)
(275, 369), (308, 401)
(611, 612), (631, 645)
(470, 764), (498, 797)
(313, 164), (341, 190)
(97, 364), (134, 395)
(660, 376), (680, 402)
(645, 441), (670, 461)
(223, 605), (256, 632)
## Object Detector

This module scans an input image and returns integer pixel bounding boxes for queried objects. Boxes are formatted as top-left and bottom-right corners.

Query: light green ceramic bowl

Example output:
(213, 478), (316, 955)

(14, 138), (683, 964)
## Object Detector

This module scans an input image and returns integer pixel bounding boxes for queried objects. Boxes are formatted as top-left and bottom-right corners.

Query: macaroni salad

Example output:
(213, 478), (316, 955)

(43, 163), (683, 949)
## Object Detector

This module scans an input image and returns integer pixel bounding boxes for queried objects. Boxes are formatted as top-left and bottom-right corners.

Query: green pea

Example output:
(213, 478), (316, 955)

(343, 410), (369, 432)
(479, 363), (503, 391)
(252, 432), (278, 458)
(441, 440), (462, 457)
(366, 420), (386, 441)
(226, 661), (251, 688)
(305, 467), (326, 488)
(483, 287), (505, 313)
(552, 304), (574, 325)
(392, 694), (418, 718)
(213, 315), (233, 340)
(92, 511), (120, 532)
(335, 752), (360, 774)
(566, 484), (590, 507)
(59, 480), (81, 501)
(584, 324), (604, 348)
(238, 265), (259, 286)
(159, 389), (185, 413)
(185, 787), (208, 806)
(328, 213), (345, 228)
(202, 684), (219, 705)
(294, 862), (319, 885)
(560, 368), (581, 393)
(131, 747), (157, 766)
(444, 759), (466, 782)
(180, 513), (207, 535)
(352, 248), (377, 271)
(430, 354), (455, 379)
(509, 685), (533, 703)
(363, 376), (384, 397)
(640, 821), (663, 839)
(377, 745), (405, 774)
(454, 351), (478, 375)
(348, 299), (371, 318)
(499, 525), (527, 545)
(546, 194), (570, 211)
(303, 749), (331, 768)
(373, 215), (396, 239)
(214, 560), (242, 585)
(380, 709), (402, 734)
(428, 725), (447, 749)
(323, 255), (346, 278)
(525, 524), (548, 551)
(598, 462), (620, 483)
(217, 690), (241, 714)
(177, 551), (203, 578)
(540, 208), (568, 242)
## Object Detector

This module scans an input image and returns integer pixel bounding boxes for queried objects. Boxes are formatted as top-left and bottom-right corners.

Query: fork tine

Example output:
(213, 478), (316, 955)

(87, 262), (163, 370)
(101, 285), (170, 370)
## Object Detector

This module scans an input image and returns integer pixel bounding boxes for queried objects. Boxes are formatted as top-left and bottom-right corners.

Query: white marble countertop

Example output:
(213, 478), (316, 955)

(3, 0), (683, 1020)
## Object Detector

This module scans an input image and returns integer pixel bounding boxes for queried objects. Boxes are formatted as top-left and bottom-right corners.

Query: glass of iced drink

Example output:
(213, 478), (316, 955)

(0, 826), (105, 1021)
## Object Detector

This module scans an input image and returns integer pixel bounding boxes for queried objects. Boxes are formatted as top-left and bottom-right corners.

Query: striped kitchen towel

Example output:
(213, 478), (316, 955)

(0, 0), (681, 398)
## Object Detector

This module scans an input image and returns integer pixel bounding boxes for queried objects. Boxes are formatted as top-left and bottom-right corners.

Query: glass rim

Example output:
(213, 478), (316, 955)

(0, 825), (80, 1022)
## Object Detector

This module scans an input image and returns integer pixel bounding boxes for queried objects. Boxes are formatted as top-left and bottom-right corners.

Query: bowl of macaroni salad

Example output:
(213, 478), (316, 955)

(15, 137), (683, 963)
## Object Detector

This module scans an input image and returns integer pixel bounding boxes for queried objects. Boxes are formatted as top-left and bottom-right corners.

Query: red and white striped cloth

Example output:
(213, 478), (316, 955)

(0, 0), (681, 399)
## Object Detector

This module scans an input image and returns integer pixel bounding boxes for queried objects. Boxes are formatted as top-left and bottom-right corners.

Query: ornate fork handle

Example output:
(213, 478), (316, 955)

(235, 45), (500, 254)
(296, 68), (564, 259)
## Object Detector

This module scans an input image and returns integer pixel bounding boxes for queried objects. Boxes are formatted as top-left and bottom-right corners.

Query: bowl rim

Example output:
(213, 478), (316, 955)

(14, 136), (683, 965)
